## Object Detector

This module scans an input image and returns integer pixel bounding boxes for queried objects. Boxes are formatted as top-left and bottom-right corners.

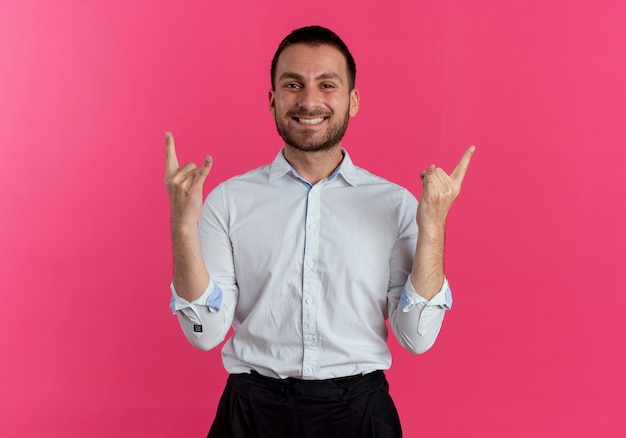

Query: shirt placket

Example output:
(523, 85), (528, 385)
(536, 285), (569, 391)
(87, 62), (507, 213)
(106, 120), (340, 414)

(301, 182), (322, 378)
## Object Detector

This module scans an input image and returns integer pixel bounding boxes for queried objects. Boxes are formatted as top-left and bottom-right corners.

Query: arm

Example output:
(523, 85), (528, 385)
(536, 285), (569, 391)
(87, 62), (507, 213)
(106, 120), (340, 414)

(411, 145), (475, 298)
(164, 131), (212, 301)
(390, 146), (475, 353)
(165, 132), (234, 350)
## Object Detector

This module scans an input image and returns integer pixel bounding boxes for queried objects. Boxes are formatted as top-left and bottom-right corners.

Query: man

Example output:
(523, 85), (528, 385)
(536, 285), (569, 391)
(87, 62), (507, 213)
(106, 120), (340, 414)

(165, 25), (474, 437)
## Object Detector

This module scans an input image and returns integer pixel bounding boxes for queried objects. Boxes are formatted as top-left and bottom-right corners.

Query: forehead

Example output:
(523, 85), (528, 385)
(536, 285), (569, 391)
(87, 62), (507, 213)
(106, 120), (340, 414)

(275, 43), (349, 81)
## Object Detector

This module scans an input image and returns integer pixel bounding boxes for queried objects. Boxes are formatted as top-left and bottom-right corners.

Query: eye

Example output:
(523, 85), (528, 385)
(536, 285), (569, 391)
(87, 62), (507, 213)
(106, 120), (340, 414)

(283, 83), (301, 89)
(321, 83), (336, 89)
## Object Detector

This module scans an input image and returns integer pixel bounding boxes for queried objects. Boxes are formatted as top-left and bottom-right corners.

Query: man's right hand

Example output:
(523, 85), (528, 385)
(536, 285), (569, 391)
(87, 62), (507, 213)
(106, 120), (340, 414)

(164, 131), (213, 229)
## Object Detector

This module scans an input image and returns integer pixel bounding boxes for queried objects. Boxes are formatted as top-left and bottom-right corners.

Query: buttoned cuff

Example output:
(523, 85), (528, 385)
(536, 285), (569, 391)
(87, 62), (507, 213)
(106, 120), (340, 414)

(399, 278), (452, 336)
(169, 280), (223, 316)
(400, 277), (452, 312)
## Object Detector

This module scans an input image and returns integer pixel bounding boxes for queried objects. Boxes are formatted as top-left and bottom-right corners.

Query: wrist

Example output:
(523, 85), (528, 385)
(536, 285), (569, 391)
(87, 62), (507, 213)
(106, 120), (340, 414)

(417, 220), (446, 240)
(171, 219), (199, 237)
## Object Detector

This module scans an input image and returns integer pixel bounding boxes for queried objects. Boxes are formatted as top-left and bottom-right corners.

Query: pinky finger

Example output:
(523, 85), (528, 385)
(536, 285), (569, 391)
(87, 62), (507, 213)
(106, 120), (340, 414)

(196, 156), (213, 182)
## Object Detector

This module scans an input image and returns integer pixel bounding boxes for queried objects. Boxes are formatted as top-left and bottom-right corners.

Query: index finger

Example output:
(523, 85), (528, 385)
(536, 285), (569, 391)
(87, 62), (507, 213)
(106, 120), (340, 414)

(165, 131), (179, 175)
(450, 145), (476, 183)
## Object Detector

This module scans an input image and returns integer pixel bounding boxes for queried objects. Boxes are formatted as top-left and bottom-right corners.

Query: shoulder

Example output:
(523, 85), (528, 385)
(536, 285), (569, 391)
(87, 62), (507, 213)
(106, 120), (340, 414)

(215, 163), (273, 190)
(202, 163), (272, 210)
(352, 165), (416, 200)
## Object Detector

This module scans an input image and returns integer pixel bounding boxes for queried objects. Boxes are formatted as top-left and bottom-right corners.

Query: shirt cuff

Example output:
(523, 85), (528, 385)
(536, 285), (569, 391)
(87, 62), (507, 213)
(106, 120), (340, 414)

(400, 277), (452, 313)
(170, 280), (223, 316)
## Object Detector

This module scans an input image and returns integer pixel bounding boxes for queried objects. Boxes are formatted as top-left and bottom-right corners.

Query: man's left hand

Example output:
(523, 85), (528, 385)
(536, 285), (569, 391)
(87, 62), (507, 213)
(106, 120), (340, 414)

(416, 145), (476, 233)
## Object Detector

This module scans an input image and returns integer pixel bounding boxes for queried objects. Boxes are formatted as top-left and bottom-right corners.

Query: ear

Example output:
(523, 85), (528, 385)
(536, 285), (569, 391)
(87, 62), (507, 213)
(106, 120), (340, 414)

(349, 88), (360, 117)
(269, 89), (276, 117)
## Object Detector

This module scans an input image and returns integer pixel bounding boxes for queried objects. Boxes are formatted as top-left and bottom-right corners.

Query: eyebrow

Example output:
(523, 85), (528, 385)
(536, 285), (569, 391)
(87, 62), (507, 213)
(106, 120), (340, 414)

(279, 71), (344, 85)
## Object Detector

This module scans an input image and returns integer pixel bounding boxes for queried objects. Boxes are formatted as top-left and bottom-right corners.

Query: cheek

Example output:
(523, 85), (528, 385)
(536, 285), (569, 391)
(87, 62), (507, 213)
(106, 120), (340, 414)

(273, 96), (292, 116)
(330, 94), (352, 114)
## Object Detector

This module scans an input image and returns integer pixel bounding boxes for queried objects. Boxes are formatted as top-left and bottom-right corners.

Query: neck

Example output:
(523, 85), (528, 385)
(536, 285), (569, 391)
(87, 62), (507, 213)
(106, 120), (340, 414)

(282, 144), (344, 185)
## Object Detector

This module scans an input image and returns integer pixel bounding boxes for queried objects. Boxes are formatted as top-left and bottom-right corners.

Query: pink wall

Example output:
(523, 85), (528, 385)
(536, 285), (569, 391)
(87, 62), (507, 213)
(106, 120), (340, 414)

(2, 0), (625, 436)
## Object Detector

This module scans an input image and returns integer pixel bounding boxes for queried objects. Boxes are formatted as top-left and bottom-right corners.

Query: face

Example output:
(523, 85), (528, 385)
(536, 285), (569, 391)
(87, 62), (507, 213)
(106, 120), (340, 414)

(269, 43), (359, 153)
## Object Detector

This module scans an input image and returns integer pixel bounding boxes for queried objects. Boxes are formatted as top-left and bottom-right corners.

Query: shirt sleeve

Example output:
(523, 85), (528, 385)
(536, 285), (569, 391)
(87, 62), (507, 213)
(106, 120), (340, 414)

(388, 190), (452, 354)
(400, 277), (452, 315)
(170, 280), (223, 319)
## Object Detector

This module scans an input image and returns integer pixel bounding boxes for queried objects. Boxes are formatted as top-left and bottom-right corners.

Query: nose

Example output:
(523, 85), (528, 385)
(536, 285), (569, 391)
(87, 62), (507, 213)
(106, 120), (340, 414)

(297, 86), (321, 109)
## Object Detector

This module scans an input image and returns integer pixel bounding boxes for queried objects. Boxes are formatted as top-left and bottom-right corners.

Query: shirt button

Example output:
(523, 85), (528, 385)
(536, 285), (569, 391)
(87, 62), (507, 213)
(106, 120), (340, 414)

(306, 259), (314, 268)
(307, 223), (316, 230)
(306, 367), (313, 374)
(305, 298), (312, 305)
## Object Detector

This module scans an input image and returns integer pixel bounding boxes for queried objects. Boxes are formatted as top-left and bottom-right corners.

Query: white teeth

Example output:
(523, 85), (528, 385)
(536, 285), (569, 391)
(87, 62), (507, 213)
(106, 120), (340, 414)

(298, 117), (325, 125)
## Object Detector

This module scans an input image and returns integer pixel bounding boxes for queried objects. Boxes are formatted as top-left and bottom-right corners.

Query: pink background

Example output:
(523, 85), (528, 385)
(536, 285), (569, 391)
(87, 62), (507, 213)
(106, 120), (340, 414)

(2, 0), (625, 436)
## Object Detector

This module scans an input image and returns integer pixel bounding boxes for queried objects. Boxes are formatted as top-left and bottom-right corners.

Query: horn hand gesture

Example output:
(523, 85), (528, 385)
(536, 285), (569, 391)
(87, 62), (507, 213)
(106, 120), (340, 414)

(416, 146), (476, 234)
(164, 132), (213, 229)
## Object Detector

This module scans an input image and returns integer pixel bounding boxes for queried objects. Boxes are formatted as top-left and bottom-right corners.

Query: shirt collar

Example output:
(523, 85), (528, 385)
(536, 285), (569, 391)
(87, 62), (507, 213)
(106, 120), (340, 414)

(269, 148), (358, 187)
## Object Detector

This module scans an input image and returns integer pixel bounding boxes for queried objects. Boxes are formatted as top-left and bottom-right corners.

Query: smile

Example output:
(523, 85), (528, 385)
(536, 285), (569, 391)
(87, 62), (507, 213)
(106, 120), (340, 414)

(294, 117), (326, 125)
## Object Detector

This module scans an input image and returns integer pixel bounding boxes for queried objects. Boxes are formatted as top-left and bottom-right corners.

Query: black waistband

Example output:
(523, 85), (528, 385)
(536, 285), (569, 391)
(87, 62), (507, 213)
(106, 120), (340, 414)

(228, 370), (386, 399)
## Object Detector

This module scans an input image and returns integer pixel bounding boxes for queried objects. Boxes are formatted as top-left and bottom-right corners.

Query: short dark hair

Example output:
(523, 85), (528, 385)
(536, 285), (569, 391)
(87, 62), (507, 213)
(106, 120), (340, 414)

(270, 25), (357, 90)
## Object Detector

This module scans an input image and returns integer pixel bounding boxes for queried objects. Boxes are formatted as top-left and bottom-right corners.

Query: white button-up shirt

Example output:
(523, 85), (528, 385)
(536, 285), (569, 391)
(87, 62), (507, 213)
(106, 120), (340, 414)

(171, 149), (452, 379)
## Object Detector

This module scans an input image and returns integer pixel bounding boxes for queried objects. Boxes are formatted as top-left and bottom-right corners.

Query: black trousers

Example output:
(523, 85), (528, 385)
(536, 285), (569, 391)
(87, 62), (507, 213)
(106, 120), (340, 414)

(207, 370), (402, 438)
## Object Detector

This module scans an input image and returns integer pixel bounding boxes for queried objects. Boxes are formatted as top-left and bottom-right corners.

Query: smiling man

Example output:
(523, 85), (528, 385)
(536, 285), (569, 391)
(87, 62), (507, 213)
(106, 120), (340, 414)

(165, 25), (474, 437)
